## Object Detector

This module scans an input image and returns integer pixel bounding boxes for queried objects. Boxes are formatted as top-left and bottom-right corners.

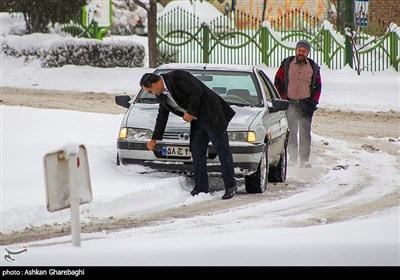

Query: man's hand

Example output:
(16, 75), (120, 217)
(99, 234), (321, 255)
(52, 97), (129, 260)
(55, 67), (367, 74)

(147, 139), (157, 151)
(183, 112), (194, 122)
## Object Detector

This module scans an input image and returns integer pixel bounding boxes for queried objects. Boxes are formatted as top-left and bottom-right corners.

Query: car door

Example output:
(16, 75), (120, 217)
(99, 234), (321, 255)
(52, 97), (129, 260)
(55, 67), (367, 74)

(257, 69), (288, 161)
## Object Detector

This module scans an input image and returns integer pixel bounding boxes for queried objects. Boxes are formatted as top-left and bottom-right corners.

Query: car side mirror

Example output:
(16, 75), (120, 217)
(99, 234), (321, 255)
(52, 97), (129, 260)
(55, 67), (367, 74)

(269, 99), (289, 112)
(115, 95), (131, 109)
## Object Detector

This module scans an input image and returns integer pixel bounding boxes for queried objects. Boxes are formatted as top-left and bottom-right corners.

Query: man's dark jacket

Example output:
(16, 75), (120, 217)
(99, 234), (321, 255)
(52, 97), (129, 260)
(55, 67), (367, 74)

(152, 70), (236, 140)
(274, 56), (322, 104)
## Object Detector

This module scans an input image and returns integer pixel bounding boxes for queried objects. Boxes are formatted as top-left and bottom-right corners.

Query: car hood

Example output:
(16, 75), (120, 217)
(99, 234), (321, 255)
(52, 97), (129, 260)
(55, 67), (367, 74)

(228, 106), (262, 130)
(125, 103), (189, 130)
(125, 103), (262, 131)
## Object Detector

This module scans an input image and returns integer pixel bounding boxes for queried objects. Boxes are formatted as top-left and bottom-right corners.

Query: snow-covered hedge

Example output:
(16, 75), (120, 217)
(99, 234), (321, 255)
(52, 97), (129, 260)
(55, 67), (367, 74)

(2, 33), (145, 68)
(157, 46), (178, 65)
(41, 38), (145, 68)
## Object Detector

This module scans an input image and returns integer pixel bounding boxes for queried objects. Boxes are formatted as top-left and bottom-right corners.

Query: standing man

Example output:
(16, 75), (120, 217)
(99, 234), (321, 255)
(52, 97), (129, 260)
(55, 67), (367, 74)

(140, 70), (237, 199)
(274, 39), (322, 168)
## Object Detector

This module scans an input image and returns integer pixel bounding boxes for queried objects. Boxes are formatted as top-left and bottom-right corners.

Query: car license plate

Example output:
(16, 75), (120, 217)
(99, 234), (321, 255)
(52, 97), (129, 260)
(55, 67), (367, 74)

(162, 146), (191, 157)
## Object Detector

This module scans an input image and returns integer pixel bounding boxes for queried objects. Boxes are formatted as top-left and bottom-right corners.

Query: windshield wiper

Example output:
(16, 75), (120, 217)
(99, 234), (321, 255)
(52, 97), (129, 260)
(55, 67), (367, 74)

(227, 102), (253, 107)
(136, 98), (157, 104)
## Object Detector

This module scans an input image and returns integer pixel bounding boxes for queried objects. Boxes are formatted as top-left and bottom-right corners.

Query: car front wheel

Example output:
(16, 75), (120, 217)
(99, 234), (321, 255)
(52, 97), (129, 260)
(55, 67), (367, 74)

(245, 144), (268, 193)
(116, 153), (120, 165)
(116, 153), (127, 166)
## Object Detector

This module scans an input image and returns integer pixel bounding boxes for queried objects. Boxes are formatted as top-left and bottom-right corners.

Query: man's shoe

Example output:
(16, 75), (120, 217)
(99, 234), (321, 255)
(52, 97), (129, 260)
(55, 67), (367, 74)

(191, 189), (200, 196)
(191, 189), (209, 196)
(288, 160), (296, 167)
(222, 186), (237, 200)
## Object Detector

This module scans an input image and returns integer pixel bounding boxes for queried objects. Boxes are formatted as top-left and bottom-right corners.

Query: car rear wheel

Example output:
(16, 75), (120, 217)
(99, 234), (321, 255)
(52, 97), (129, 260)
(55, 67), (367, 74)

(268, 140), (287, 183)
(245, 144), (268, 193)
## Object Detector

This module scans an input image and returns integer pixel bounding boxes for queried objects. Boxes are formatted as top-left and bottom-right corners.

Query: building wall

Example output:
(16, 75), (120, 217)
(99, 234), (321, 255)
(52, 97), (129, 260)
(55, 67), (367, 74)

(369, 0), (400, 25)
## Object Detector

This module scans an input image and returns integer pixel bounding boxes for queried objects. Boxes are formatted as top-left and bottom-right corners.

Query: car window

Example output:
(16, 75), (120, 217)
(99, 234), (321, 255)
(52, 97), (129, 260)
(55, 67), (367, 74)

(136, 69), (262, 107)
(258, 74), (273, 103)
(135, 90), (157, 103)
(258, 70), (281, 100)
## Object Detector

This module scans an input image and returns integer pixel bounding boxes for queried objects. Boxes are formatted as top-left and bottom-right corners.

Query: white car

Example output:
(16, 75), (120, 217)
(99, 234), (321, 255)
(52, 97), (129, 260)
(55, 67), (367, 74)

(115, 63), (289, 193)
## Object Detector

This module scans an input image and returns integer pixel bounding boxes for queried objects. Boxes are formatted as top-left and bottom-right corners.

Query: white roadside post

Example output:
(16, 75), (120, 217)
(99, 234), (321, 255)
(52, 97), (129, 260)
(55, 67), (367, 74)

(67, 148), (81, 246)
(44, 144), (93, 247)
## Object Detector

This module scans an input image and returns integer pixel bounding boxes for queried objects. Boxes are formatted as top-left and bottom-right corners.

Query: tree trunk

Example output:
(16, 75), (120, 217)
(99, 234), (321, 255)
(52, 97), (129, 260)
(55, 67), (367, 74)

(148, 0), (158, 68)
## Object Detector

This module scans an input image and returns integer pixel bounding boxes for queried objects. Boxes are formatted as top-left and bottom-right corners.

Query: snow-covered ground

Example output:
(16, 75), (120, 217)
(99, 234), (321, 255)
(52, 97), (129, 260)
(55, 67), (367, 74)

(1, 12), (399, 267)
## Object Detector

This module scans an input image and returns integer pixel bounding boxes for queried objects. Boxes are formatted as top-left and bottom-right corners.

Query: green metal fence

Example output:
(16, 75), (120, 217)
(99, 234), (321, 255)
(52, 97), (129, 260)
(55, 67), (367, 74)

(157, 8), (400, 71)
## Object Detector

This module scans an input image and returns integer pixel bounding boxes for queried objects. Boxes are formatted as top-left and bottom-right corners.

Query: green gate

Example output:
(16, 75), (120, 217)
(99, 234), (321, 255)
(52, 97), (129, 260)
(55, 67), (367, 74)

(157, 8), (399, 71)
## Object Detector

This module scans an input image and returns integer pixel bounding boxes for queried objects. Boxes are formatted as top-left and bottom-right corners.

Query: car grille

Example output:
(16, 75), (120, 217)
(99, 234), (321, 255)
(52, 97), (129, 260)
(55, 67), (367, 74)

(163, 131), (190, 141)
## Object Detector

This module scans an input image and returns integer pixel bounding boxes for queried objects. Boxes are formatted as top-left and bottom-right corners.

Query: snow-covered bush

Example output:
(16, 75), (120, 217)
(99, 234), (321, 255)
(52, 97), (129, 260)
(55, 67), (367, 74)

(1, 34), (145, 68)
(110, 0), (147, 35)
(1, 33), (50, 62)
(157, 46), (179, 65)
(41, 38), (145, 68)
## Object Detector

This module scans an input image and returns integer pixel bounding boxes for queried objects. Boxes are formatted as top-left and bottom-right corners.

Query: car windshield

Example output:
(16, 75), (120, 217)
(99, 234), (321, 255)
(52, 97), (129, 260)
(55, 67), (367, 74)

(136, 69), (261, 107)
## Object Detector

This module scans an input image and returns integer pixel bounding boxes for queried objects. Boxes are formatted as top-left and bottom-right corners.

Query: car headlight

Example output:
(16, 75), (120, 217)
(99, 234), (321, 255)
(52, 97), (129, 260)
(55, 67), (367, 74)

(119, 128), (128, 139)
(228, 131), (256, 142)
(119, 128), (152, 140)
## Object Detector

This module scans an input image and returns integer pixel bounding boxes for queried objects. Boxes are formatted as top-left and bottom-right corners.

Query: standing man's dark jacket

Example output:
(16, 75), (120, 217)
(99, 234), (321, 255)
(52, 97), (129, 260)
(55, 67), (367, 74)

(151, 70), (236, 140)
(274, 56), (322, 105)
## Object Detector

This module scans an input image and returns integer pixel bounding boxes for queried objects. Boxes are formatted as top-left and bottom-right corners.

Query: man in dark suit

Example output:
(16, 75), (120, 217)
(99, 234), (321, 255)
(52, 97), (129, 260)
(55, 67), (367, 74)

(140, 70), (237, 199)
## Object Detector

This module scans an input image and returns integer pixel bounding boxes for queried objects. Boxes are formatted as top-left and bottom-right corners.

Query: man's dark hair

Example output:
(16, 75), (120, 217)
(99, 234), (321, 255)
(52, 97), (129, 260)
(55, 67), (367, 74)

(140, 73), (161, 87)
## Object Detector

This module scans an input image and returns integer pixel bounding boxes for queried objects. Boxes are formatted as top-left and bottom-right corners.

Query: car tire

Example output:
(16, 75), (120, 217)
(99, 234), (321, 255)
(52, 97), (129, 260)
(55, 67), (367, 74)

(116, 153), (127, 166)
(245, 144), (268, 193)
(268, 138), (287, 183)
(116, 153), (121, 165)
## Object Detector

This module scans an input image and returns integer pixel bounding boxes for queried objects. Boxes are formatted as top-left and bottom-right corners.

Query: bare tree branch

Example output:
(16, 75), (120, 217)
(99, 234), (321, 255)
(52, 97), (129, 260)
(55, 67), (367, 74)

(131, 0), (148, 12)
